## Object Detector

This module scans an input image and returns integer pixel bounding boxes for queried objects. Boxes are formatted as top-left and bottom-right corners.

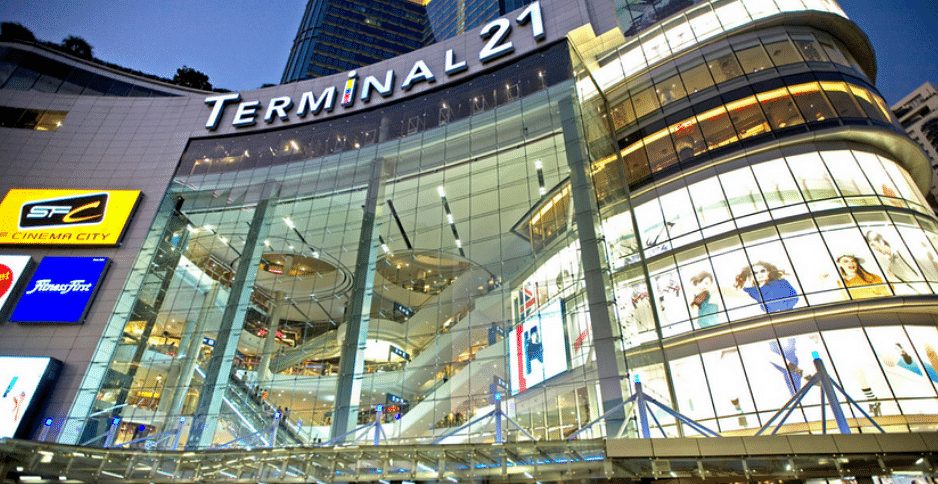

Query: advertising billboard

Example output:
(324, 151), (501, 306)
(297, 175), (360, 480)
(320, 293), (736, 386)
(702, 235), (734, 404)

(509, 299), (569, 395)
(0, 255), (32, 318)
(10, 257), (110, 324)
(0, 189), (141, 246)
(0, 356), (63, 439)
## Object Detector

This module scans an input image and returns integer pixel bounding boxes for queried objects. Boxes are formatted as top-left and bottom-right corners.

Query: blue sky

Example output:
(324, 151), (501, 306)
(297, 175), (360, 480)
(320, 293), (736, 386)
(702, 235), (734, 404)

(1, 0), (935, 103)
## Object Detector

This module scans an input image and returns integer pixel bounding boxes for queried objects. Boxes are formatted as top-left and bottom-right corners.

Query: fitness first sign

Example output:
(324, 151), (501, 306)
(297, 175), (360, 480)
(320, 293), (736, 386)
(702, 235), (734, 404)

(205, 2), (547, 130)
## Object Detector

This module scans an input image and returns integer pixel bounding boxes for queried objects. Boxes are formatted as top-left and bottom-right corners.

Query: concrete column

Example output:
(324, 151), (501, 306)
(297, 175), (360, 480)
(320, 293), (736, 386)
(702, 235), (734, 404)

(257, 290), (286, 387)
(558, 95), (627, 436)
(158, 283), (220, 428)
(329, 156), (391, 442)
(186, 197), (276, 449)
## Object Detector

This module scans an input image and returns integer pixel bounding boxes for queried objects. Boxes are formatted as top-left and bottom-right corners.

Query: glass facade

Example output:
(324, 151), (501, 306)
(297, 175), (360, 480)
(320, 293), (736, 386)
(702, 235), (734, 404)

(281, 0), (434, 83)
(0, 46), (175, 97)
(62, 0), (938, 453)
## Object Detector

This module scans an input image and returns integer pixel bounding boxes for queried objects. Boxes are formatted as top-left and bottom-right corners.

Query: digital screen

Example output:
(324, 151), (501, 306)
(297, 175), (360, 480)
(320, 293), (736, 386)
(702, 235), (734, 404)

(509, 299), (569, 395)
(0, 189), (141, 246)
(0, 356), (62, 439)
(11, 257), (110, 324)
(0, 255), (32, 316)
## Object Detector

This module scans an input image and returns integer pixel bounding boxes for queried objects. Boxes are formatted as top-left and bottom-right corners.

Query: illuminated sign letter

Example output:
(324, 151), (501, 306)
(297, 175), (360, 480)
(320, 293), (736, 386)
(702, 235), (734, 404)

(401, 60), (436, 91)
(297, 87), (336, 117)
(361, 70), (395, 102)
(264, 96), (293, 123)
(444, 49), (468, 75)
(341, 71), (358, 106)
(204, 93), (241, 129)
(232, 101), (261, 127)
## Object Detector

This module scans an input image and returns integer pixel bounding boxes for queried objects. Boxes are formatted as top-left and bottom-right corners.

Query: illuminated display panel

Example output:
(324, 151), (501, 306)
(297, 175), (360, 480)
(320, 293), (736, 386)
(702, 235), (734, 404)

(0, 255), (32, 317)
(0, 356), (62, 439)
(0, 189), (141, 246)
(10, 257), (110, 324)
(509, 299), (569, 395)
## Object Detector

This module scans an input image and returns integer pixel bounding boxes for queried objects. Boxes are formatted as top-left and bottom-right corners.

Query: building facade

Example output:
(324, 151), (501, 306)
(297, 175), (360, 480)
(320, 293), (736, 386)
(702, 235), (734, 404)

(892, 82), (938, 208)
(280, 0), (434, 83)
(1, 0), (937, 477)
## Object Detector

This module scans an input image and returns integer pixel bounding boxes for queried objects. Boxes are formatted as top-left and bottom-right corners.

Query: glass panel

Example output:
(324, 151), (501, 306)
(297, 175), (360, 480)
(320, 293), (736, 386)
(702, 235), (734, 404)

(751, 159), (802, 208)
(819, 150), (875, 197)
(756, 87), (805, 129)
(655, 73), (687, 106)
(788, 81), (836, 122)
(819, 40), (851, 66)
(696, 105), (738, 149)
(706, 48), (744, 84)
(663, 17), (696, 53)
(866, 327), (937, 398)
(670, 116), (706, 160)
(640, 28), (671, 65)
(631, 82), (660, 119)
(791, 33), (828, 62)
(645, 126), (678, 173)
(786, 152), (839, 201)
(820, 80), (865, 118)
(719, 166), (767, 218)
(763, 38), (804, 66)
(622, 138), (650, 184)
(726, 95), (770, 138)
(610, 97), (636, 129)
(712, 0), (751, 30)
(688, 176), (732, 227)
(679, 57), (715, 94)
(735, 44), (773, 74)
(849, 85), (890, 123)
(687, 4), (722, 42)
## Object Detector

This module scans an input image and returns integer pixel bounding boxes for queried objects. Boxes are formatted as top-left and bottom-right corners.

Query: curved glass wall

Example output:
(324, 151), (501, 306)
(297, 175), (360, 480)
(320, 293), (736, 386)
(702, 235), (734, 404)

(581, 0), (850, 99)
(65, 1), (938, 451)
(637, 322), (938, 435)
(72, 44), (621, 448)
(605, 28), (871, 131)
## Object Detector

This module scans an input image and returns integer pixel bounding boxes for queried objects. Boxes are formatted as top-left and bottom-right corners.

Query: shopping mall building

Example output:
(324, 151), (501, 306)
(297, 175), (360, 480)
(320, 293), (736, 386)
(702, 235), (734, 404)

(0, 0), (937, 481)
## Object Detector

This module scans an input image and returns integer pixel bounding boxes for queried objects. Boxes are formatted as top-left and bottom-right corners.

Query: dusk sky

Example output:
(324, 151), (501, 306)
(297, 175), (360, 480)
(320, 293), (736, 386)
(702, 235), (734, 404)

(1, 0), (935, 104)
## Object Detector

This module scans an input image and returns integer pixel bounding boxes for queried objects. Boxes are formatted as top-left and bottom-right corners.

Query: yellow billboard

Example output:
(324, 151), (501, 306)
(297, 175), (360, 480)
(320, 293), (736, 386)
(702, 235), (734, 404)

(0, 189), (141, 246)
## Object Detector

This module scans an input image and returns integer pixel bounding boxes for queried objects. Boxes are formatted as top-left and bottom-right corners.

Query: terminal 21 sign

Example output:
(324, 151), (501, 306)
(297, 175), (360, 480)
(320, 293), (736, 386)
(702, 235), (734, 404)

(0, 189), (141, 246)
(205, 2), (546, 130)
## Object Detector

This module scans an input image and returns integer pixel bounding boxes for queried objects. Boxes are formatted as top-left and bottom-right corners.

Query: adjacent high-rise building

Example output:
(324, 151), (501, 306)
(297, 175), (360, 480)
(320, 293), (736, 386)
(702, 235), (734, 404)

(892, 82), (938, 208)
(426, 0), (532, 41)
(1, 0), (937, 481)
(281, 0), (434, 83)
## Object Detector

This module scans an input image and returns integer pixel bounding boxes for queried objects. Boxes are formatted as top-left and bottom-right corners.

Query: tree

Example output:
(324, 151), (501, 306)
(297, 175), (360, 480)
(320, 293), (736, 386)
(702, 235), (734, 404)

(61, 35), (93, 60)
(0, 22), (36, 43)
(173, 65), (213, 91)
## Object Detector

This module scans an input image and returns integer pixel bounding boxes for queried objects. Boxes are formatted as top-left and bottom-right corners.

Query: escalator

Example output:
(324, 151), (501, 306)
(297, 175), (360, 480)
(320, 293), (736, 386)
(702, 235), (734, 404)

(216, 373), (306, 448)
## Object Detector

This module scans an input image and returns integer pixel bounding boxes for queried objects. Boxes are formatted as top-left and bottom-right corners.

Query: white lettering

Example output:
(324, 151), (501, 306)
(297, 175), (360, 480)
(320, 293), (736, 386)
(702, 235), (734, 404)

(264, 96), (293, 123)
(25, 279), (94, 295)
(204, 93), (241, 129)
(297, 87), (336, 117)
(401, 60), (436, 91)
(26, 206), (71, 219)
(232, 101), (261, 126)
(444, 49), (467, 75)
(361, 70), (395, 102)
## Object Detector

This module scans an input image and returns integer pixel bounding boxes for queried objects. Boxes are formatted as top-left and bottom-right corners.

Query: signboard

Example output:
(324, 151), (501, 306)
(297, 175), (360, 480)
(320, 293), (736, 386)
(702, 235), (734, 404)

(0, 356), (63, 439)
(11, 257), (110, 324)
(0, 189), (141, 246)
(0, 255), (32, 318)
(509, 299), (569, 395)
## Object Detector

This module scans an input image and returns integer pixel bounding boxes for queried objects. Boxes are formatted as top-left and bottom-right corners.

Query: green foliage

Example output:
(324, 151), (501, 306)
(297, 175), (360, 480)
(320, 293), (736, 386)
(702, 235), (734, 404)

(61, 35), (93, 60)
(173, 65), (213, 91)
(0, 22), (36, 42)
